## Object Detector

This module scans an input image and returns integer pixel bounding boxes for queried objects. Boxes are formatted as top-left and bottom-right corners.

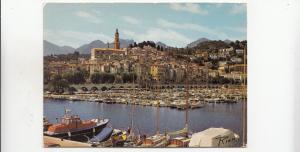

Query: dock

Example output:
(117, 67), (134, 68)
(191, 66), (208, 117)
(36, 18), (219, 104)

(44, 136), (92, 147)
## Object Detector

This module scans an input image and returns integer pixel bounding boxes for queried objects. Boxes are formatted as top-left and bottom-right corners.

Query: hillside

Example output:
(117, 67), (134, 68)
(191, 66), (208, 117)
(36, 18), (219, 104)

(194, 40), (231, 51)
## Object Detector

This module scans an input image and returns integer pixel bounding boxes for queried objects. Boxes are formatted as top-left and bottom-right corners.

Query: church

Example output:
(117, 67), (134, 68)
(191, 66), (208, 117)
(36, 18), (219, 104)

(89, 29), (128, 74)
(90, 29), (127, 61)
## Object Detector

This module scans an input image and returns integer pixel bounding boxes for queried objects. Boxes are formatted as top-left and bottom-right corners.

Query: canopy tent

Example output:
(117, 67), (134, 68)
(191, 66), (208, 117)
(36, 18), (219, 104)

(189, 127), (239, 147)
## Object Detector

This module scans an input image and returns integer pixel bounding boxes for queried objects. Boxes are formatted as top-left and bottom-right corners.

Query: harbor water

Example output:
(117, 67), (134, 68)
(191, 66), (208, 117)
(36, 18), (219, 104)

(44, 99), (244, 145)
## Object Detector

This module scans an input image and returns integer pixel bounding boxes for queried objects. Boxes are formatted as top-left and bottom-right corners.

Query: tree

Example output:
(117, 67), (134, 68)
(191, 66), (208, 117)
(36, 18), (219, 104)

(138, 42), (144, 49)
(157, 45), (161, 51)
(122, 73), (131, 83)
(77, 68), (89, 79)
(63, 70), (86, 84)
(74, 51), (80, 59)
(44, 70), (51, 84)
(48, 74), (69, 93)
(193, 57), (203, 65)
(63, 73), (74, 84)
(73, 71), (86, 84)
(129, 72), (137, 83)
(114, 74), (123, 83)
(147, 41), (156, 48)
(90, 73), (115, 83)
(122, 72), (137, 83)
(128, 44), (133, 48)
(102, 73), (115, 83)
(91, 73), (102, 84)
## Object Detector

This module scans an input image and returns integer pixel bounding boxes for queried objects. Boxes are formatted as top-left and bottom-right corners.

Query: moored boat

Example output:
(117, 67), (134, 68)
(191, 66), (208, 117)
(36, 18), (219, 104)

(167, 136), (190, 147)
(140, 134), (167, 147)
(89, 127), (113, 144)
(190, 101), (205, 109)
(44, 109), (109, 141)
(111, 129), (127, 147)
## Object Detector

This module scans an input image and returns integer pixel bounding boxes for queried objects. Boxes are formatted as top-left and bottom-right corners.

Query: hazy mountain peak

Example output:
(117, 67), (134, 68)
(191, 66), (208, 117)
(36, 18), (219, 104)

(75, 39), (134, 54)
(156, 41), (167, 48)
(224, 39), (232, 44)
(43, 40), (75, 55)
(187, 37), (211, 48)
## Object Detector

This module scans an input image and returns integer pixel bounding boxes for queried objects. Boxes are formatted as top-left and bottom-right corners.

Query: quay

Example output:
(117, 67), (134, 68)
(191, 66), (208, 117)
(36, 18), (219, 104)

(44, 127), (240, 148)
(44, 136), (92, 147)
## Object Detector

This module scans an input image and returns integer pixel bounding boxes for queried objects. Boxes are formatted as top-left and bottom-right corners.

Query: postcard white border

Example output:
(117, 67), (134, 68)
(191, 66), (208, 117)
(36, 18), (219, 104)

(2, 0), (300, 152)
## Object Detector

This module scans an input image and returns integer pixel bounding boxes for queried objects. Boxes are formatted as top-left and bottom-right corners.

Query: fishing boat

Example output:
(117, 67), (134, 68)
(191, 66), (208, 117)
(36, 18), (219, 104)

(89, 127), (113, 144)
(44, 109), (109, 141)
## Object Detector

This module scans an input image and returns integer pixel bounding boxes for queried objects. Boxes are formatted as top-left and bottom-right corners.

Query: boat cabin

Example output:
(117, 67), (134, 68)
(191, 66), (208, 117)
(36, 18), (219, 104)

(142, 134), (166, 147)
(168, 136), (190, 147)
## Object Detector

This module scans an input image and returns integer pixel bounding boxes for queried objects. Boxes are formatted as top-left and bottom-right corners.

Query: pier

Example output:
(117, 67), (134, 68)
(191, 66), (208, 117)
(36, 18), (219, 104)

(44, 136), (92, 147)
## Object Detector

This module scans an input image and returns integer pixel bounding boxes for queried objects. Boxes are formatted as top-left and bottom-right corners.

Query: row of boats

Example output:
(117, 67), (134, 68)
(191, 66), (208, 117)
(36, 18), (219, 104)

(44, 92), (244, 110)
(45, 86), (245, 106)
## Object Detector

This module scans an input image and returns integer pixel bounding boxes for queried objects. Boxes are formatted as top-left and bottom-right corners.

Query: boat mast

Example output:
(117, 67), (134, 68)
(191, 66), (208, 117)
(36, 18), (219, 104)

(156, 78), (160, 135)
(130, 72), (135, 135)
(185, 60), (190, 137)
(155, 50), (160, 135)
(206, 58), (209, 90)
(242, 46), (247, 147)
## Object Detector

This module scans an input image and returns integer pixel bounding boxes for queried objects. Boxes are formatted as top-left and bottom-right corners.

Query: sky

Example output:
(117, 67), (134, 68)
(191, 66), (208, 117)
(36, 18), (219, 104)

(44, 3), (247, 48)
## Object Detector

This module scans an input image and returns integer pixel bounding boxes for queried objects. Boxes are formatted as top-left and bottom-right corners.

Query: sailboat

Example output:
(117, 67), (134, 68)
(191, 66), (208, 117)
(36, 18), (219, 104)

(127, 74), (136, 142)
(140, 79), (168, 147)
(111, 74), (135, 147)
(167, 61), (191, 147)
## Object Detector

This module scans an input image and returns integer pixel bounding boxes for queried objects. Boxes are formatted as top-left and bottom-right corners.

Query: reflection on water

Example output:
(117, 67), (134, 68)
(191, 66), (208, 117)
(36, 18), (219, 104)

(44, 99), (243, 145)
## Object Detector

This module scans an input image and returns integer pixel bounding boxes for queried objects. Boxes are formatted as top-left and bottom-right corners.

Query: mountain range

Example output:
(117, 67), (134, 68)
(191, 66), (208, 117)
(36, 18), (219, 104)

(44, 39), (135, 55)
(44, 38), (234, 55)
(44, 40), (75, 55)
(156, 41), (167, 48)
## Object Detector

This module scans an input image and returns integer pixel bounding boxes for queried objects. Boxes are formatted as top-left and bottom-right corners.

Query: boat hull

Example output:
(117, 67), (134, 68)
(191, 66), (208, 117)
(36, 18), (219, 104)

(43, 122), (108, 142)
(90, 127), (113, 143)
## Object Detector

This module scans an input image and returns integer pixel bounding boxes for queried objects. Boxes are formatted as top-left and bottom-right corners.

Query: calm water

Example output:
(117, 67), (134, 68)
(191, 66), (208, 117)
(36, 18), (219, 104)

(44, 99), (243, 139)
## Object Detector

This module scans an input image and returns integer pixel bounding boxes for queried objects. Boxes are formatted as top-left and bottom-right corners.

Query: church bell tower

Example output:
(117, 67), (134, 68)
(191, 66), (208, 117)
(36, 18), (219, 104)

(114, 29), (120, 49)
